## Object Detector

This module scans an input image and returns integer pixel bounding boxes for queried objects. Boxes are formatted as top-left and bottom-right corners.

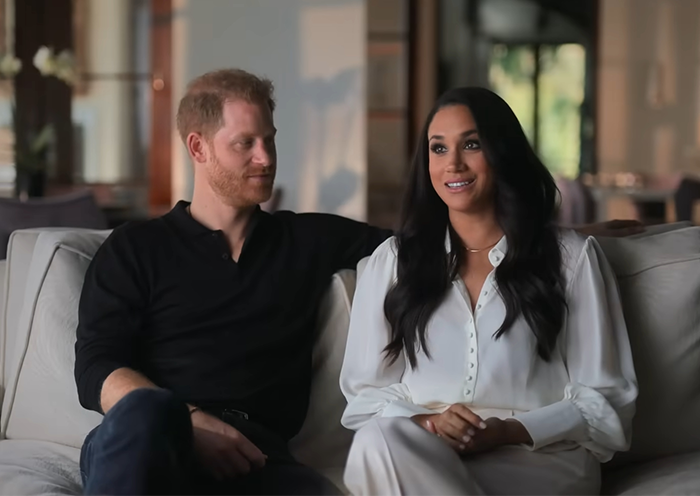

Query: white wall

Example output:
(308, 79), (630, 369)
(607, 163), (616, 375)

(598, 0), (700, 176)
(172, 0), (367, 220)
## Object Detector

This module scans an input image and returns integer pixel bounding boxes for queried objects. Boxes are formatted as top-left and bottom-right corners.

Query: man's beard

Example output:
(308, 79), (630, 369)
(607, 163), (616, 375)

(207, 153), (273, 207)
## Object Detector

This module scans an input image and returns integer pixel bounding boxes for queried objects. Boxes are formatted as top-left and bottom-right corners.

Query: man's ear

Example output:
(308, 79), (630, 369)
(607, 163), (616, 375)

(186, 132), (209, 164)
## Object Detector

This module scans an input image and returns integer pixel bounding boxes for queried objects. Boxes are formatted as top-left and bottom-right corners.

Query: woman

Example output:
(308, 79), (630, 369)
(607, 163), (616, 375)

(339, 87), (637, 496)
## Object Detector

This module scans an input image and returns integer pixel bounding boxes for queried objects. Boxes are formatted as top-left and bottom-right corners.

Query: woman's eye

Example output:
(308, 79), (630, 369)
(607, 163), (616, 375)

(430, 144), (447, 154)
(464, 140), (481, 150)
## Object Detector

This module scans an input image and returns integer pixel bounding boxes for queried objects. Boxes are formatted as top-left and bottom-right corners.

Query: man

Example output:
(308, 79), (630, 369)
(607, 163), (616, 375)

(75, 69), (389, 495)
(75, 68), (641, 496)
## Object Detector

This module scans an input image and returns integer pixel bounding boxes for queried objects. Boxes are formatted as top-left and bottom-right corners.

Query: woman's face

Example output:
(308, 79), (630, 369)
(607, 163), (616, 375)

(427, 104), (494, 215)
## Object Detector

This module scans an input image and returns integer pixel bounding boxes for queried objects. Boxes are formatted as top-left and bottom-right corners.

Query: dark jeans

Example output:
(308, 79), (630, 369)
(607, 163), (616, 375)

(80, 389), (341, 495)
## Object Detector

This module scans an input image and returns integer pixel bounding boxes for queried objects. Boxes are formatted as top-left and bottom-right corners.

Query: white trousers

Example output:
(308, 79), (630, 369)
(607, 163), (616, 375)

(344, 417), (601, 496)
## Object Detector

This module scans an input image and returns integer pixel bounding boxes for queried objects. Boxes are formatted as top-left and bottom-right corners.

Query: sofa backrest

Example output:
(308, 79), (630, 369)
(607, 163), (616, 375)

(0, 228), (359, 473)
(596, 226), (700, 465)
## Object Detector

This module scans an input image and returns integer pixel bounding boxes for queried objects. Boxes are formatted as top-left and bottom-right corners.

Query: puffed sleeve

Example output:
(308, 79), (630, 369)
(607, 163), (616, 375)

(512, 236), (638, 462)
(340, 238), (433, 431)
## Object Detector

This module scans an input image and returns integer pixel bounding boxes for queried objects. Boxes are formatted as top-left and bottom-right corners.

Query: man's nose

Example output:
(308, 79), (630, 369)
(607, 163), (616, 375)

(254, 140), (275, 166)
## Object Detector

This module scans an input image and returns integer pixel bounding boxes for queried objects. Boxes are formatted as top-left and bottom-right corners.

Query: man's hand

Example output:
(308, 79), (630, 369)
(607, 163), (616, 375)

(575, 219), (645, 238)
(191, 410), (266, 480)
(412, 404), (487, 452)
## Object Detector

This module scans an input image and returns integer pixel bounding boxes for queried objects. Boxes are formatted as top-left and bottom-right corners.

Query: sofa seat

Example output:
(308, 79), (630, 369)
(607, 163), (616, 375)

(602, 451), (700, 495)
(2, 440), (697, 496)
(0, 440), (82, 495)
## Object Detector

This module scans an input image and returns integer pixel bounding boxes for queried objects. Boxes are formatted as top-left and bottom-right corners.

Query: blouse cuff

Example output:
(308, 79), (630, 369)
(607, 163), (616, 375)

(382, 400), (434, 419)
(512, 399), (588, 450)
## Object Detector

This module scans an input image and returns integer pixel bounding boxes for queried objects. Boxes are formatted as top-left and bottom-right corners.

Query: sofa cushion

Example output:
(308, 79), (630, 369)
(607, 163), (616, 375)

(1, 231), (109, 446)
(1, 228), (111, 412)
(2, 230), (43, 402)
(596, 227), (700, 463)
(290, 269), (356, 476)
(0, 439), (82, 495)
(602, 451), (700, 495)
(2, 230), (56, 403)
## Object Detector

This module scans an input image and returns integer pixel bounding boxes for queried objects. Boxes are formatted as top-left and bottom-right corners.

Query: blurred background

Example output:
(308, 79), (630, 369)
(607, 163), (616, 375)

(1, 0), (700, 234)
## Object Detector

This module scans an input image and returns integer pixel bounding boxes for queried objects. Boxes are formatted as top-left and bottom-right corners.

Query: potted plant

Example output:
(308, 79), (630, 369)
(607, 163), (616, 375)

(0, 46), (77, 199)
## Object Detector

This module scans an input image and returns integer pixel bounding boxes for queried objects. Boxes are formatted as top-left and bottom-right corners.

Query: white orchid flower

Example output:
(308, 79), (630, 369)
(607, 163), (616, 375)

(54, 49), (77, 85)
(0, 53), (21, 78)
(33, 46), (56, 76)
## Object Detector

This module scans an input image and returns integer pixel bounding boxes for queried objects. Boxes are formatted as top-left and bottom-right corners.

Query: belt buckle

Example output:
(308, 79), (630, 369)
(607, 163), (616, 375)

(223, 408), (249, 421)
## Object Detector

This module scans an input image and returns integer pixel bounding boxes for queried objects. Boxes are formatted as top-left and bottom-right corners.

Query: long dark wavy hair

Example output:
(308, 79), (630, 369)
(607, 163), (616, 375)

(383, 87), (567, 368)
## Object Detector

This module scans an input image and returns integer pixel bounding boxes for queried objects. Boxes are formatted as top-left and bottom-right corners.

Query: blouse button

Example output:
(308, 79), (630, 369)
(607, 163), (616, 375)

(469, 363), (474, 369)
(470, 332), (474, 338)
(470, 348), (474, 353)
(476, 304), (482, 310)
(466, 390), (471, 395)
(468, 376), (473, 381)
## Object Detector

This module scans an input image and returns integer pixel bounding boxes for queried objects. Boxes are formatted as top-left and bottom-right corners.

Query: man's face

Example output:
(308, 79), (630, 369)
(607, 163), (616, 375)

(202, 99), (277, 208)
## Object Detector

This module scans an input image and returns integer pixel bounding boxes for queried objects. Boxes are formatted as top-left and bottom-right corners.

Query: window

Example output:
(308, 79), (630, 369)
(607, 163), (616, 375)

(489, 43), (586, 179)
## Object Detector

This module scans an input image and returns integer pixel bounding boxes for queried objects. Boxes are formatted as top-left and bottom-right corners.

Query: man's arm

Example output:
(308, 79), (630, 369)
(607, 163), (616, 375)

(74, 227), (150, 414)
(572, 219), (644, 238)
(99, 368), (158, 413)
(301, 213), (393, 271)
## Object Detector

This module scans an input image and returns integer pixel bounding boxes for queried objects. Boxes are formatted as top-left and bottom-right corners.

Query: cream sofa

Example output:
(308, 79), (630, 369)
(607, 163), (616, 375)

(0, 226), (698, 495)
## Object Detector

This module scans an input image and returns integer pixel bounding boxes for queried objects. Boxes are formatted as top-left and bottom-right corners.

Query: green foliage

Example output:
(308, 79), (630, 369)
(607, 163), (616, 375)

(489, 44), (586, 179)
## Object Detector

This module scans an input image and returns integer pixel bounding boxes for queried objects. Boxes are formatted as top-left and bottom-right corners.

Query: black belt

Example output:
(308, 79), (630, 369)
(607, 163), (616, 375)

(202, 408), (297, 463)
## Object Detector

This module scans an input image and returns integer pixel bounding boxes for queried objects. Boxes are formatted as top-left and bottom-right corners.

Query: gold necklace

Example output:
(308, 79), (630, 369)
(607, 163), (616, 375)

(465, 240), (499, 253)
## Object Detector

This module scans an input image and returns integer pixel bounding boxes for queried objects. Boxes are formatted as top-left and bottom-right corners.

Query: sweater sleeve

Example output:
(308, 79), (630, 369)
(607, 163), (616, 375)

(74, 227), (148, 413)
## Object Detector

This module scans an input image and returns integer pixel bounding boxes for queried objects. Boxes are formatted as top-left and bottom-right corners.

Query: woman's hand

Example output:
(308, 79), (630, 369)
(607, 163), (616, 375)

(455, 418), (532, 455)
(414, 410), (533, 455)
(412, 404), (487, 452)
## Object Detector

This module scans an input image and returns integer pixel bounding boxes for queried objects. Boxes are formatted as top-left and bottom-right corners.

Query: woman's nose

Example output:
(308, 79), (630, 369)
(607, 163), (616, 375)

(446, 156), (467, 172)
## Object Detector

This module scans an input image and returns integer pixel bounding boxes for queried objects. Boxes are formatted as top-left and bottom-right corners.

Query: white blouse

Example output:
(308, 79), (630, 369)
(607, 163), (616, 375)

(340, 229), (638, 462)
